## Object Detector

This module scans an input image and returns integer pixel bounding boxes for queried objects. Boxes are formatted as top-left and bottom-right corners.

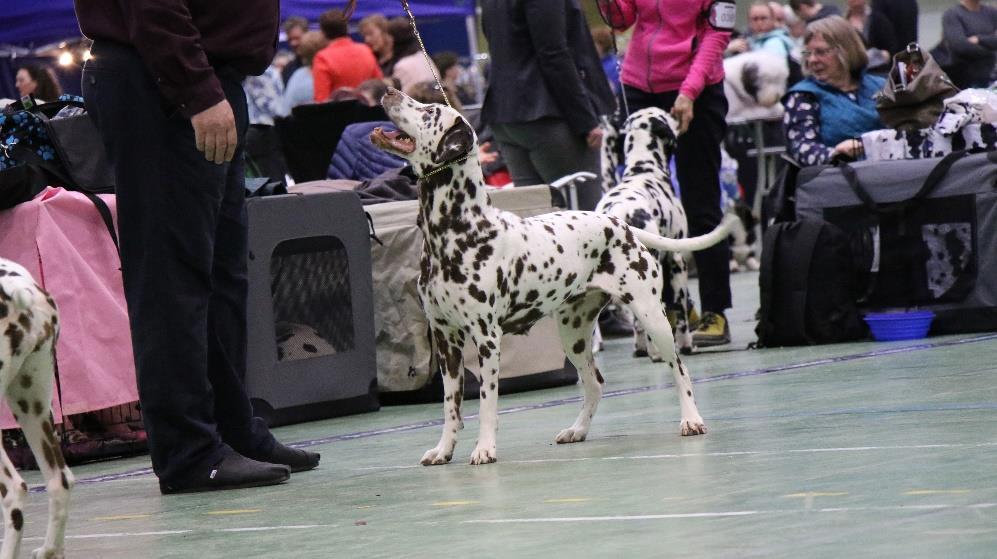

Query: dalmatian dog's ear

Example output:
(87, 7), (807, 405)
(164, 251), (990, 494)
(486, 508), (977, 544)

(433, 120), (475, 164)
(740, 62), (760, 102)
(650, 113), (678, 145)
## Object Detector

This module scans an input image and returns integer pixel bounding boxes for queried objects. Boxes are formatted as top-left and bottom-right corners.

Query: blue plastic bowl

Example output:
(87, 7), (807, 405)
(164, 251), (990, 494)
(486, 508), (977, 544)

(863, 311), (935, 341)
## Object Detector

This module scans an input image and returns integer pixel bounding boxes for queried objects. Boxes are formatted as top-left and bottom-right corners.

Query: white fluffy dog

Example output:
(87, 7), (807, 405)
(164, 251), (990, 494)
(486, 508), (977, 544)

(723, 50), (790, 122)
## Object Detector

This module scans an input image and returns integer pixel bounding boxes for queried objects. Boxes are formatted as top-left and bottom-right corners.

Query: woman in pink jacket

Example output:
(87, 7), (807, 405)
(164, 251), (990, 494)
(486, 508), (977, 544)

(599, 0), (735, 347)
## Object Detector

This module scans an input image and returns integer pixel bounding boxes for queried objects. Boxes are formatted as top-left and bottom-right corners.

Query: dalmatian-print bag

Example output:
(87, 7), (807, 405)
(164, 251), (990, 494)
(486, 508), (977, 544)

(828, 151), (978, 308)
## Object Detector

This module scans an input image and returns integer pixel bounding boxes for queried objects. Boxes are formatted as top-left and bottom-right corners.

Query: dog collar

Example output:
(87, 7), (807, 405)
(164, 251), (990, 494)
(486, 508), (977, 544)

(418, 152), (472, 180)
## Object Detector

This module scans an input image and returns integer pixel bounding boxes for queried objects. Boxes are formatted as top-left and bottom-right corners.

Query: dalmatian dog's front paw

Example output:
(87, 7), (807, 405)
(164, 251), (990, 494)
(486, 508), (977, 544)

(468, 444), (497, 465)
(555, 427), (588, 444)
(32, 546), (64, 559)
(420, 446), (453, 466)
(680, 418), (708, 436)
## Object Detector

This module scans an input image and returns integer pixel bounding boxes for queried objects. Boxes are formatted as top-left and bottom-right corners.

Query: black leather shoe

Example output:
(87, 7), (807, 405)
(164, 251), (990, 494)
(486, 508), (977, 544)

(598, 309), (633, 338)
(159, 450), (290, 495)
(251, 442), (320, 473)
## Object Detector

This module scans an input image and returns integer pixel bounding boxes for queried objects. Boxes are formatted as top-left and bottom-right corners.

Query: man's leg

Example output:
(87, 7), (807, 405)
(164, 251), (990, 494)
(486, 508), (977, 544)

(209, 76), (319, 472)
(83, 43), (288, 491)
(491, 123), (545, 186)
(493, 119), (601, 210)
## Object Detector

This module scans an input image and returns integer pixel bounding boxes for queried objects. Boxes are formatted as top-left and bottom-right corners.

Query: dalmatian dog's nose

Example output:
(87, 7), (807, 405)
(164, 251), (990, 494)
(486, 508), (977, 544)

(381, 87), (402, 110)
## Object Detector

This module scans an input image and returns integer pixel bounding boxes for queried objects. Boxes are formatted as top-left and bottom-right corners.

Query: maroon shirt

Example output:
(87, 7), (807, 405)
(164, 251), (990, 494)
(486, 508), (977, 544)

(74, 0), (279, 117)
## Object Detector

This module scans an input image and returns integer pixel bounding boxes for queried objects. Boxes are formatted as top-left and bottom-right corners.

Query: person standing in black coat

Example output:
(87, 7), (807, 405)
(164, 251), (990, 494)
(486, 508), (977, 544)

(480, 0), (615, 210)
(872, 0), (918, 54)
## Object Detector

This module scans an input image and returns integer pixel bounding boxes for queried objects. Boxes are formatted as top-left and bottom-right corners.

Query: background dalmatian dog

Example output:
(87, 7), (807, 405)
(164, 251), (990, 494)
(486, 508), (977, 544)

(371, 88), (736, 466)
(275, 322), (337, 361)
(719, 148), (760, 273)
(723, 50), (789, 122)
(596, 107), (711, 357)
(0, 258), (73, 559)
(599, 114), (622, 191)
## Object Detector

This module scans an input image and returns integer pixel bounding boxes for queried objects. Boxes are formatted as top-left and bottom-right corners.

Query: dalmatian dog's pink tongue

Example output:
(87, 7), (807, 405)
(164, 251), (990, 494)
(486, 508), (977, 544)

(370, 127), (416, 154)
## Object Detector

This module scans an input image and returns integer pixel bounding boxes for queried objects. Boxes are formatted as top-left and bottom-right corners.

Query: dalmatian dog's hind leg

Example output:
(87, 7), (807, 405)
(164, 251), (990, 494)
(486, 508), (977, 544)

(4, 344), (74, 559)
(668, 251), (694, 355)
(421, 326), (466, 466)
(623, 262), (707, 436)
(0, 435), (28, 559)
(553, 290), (611, 444)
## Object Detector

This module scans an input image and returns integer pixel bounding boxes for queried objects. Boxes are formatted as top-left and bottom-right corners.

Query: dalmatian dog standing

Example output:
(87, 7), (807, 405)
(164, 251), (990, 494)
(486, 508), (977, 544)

(596, 108), (704, 358)
(599, 115), (622, 191)
(371, 89), (737, 465)
(0, 259), (73, 559)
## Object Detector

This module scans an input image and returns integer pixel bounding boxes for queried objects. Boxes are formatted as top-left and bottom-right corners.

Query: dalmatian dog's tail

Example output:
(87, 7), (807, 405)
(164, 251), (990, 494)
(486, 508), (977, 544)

(631, 213), (740, 253)
(11, 287), (36, 311)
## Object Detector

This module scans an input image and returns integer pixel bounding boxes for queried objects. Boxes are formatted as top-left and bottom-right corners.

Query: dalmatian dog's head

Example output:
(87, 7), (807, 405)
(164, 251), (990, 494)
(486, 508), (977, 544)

(371, 87), (477, 176)
(621, 107), (678, 171)
(724, 51), (789, 121)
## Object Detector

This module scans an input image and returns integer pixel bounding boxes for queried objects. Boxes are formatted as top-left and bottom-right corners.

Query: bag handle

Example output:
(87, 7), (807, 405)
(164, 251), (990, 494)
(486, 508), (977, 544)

(837, 150), (972, 215)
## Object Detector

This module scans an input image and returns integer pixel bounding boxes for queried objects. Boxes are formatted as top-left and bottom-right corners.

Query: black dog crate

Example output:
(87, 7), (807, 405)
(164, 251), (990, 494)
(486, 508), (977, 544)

(245, 191), (379, 426)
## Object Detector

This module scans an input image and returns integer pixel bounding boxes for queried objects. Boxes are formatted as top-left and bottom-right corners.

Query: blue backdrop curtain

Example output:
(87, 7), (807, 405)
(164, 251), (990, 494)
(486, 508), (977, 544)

(0, 1), (476, 47)
(1, 0), (476, 101)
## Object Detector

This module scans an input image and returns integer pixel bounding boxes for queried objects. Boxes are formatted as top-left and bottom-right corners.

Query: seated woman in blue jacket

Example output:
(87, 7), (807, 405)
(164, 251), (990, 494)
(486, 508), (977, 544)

(783, 15), (886, 166)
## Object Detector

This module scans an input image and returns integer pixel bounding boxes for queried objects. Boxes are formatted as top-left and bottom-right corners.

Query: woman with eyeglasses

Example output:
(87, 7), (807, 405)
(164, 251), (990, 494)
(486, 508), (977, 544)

(782, 15), (885, 166)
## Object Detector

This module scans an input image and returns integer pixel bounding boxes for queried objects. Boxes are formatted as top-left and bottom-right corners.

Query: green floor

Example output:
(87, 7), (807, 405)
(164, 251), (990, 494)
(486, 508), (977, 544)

(12, 272), (997, 558)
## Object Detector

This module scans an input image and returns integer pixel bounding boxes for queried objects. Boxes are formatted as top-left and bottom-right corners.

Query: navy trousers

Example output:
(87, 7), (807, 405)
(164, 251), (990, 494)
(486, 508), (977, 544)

(83, 41), (276, 485)
(624, 82), (732, 314)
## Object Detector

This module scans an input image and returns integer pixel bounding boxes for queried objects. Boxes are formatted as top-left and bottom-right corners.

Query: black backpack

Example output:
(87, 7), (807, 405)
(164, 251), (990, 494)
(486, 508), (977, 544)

(756, 219), (868, 347)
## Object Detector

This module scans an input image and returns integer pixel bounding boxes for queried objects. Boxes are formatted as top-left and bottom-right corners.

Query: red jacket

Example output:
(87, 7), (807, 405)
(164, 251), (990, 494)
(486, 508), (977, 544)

(312, 38), (383, 102)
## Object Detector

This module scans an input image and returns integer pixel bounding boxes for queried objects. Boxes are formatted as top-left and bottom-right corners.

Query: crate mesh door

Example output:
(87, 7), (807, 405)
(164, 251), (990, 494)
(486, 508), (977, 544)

(270, 236), (355, 361)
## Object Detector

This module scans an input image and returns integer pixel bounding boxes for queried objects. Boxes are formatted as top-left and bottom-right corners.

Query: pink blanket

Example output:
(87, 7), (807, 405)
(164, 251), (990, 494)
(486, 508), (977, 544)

(0, 187), (137, 428)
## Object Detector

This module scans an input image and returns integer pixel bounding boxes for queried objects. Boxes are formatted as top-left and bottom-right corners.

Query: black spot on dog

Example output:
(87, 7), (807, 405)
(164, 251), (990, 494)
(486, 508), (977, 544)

(741, 62), (760, 101)
(631, 209), (652, 230)
(468, 284), (488, 303)
(18, 375), (30, 389)
(11, 509), (22, 531)
(595, 369), (605, 384)
(573, 339), (586, 354)
(5, 324), (23, 355)
(596, 250), (615, 275)
(61, 472), (69, 489)
(16, 400), (28, 415)
(42, 442), (55, 467)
